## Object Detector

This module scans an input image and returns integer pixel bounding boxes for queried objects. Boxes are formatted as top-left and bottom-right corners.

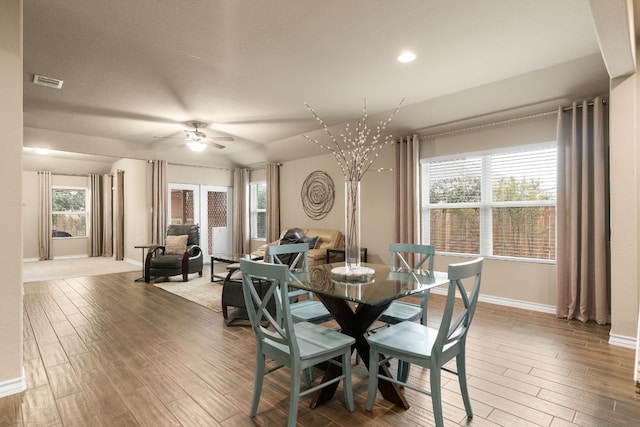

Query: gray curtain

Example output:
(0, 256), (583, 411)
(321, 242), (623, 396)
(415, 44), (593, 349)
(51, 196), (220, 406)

(101, 174), (113, 257)
(151, 160), (168, 244)
(37, 170), (52, 260)
(556, 97), (609, 324)
(232, 168), (250, 254)
(394, 134), (420, 245)
(114, 170), (125, 261)
(266, 162), (281, 242)
(89, 174), (102, 256)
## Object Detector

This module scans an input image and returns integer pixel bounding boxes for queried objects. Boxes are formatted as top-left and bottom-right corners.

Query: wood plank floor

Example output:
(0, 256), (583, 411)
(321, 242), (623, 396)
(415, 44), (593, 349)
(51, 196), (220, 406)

(2, 271), (639, 426)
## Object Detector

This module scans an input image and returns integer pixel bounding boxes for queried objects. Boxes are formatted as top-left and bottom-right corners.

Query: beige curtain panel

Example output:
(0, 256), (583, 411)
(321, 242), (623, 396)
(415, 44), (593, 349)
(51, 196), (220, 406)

(394, 134), (420, 245)
(151, 160), (168, 244)
(232, 168), (251, 254)
(266, 162), (281, 243)
(89, 174), (103, 257)
(101, 174), (113, 257)
(37, 170), (52, 260)
(114, 170), (125, 261)
(556, 97), (609, 325)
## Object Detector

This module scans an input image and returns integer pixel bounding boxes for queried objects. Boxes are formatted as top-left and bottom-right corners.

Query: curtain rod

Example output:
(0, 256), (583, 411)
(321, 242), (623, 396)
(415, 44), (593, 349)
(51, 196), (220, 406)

(420, 98), (607, 140)
(248, 162), (282, 171)
(52, 172), (112, 177)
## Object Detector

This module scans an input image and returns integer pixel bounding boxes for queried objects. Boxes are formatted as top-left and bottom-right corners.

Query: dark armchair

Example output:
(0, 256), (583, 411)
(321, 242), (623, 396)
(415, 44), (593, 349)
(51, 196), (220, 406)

(144, 224), (203, 282)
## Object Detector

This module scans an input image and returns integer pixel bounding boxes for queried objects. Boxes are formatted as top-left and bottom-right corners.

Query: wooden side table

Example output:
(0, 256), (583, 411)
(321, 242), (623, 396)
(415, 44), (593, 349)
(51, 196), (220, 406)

(134, 244), (155, 282)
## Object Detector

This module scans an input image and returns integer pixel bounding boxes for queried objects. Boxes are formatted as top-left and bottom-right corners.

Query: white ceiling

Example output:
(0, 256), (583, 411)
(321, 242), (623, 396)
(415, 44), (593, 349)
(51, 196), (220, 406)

(22, 0), (623, 169)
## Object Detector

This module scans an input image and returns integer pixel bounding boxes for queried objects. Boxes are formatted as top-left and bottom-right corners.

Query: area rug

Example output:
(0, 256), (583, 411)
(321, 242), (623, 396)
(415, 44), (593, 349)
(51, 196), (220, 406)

(23, 257), (139, 282)
(153, 276), (223, 312)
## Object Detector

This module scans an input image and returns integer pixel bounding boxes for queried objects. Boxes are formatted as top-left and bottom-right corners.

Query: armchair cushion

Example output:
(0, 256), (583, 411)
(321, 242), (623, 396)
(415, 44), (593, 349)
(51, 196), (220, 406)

(167, 224), (200, 246)
(165, 235), (188, 254)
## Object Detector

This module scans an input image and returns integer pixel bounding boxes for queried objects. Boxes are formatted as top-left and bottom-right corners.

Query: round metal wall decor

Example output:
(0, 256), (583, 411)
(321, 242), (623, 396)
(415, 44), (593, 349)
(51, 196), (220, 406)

(301, 170), (335, 220)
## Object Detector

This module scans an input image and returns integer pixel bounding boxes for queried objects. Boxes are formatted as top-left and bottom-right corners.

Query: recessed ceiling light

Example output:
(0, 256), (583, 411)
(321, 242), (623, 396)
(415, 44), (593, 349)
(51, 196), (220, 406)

(397, 51), (417, 63)
(34, 148), (50, 155)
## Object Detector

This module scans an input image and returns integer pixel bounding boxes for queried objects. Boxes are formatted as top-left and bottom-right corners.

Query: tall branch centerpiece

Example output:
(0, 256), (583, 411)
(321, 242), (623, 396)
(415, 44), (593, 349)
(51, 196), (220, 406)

(304, 98), (403, 280)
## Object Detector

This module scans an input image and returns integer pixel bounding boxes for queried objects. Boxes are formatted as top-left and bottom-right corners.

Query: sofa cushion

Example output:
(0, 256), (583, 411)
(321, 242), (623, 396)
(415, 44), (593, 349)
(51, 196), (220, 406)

(303, 235), (319, 250)
(165, 235), (188, 254)
(252, 227), (344, 266)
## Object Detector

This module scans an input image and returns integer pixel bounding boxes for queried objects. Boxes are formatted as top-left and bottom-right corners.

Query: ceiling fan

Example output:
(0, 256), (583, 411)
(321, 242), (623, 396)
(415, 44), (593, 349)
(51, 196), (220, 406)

(154, 121), (234, 151)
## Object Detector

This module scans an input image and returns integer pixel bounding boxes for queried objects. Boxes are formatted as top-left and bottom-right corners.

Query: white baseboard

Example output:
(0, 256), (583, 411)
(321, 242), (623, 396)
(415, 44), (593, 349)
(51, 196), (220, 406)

(125, 257), (142, 267)
(429, 287), (556, 314)
(478, 294), (556, 314)
(0, 369), (25, 398)
(609, 333), (637, 349)
(430, 288), (636, 348)
(53, 255), (89, 260)
(23, 257), (39, 263)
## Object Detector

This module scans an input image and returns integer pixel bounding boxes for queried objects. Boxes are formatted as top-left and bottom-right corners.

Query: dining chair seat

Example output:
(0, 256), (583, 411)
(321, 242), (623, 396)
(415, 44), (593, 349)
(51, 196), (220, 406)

(366, 257), (483, 427)
(290, 299), (334, 323)
(377, 300), (423, 324)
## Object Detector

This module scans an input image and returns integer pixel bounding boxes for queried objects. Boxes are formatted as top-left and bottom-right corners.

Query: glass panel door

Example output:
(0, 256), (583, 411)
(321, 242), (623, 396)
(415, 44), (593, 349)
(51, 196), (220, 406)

(169, 183), (200, 226)
(201, 185), (232, 257)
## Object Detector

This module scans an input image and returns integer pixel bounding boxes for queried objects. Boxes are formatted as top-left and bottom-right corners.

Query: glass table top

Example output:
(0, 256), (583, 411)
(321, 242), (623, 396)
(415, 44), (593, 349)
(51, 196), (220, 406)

(291, 262), (449, 306)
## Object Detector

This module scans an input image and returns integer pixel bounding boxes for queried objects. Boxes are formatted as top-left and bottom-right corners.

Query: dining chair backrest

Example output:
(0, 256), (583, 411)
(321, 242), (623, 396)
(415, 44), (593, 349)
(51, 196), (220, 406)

(389, 243), (435, 275)
(266, 242), (312, 301)
(435, 257), (483, 354)
(265, 242), (309, 273)
(239, 259), (300, 360)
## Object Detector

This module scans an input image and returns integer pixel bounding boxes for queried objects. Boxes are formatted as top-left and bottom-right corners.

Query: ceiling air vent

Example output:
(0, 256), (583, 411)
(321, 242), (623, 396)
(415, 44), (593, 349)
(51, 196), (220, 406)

(33, 74), (63, 89)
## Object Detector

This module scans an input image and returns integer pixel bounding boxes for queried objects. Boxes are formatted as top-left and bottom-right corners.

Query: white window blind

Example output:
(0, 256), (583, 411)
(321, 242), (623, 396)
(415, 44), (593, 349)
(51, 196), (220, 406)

(422, 143), (556, 261)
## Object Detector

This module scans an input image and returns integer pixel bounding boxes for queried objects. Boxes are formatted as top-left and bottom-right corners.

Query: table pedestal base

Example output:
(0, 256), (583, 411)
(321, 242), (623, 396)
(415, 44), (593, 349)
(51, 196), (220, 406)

(311, 294), (410, 410)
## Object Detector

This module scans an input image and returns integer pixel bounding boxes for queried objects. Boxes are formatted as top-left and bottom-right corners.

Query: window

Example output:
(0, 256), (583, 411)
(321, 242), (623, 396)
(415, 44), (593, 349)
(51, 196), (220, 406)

(422, 143), (556, 261)
(250, 181), (267, 239)
(52, 187), (88, 238)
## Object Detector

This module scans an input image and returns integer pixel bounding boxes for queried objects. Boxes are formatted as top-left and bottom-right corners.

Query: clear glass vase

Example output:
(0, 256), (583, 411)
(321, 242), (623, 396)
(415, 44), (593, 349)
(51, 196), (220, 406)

(330, 179), (375, 282)
(344, 179), (361, 270)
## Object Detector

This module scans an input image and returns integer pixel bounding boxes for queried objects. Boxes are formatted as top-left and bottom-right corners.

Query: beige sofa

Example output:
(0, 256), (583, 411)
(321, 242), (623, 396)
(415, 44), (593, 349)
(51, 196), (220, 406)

(252, 227), (344, 266)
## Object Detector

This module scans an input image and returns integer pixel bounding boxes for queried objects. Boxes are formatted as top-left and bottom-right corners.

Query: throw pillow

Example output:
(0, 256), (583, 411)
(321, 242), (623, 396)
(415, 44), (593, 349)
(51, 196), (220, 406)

(165, 235), (188, 255)
(304, 235), (319, 250)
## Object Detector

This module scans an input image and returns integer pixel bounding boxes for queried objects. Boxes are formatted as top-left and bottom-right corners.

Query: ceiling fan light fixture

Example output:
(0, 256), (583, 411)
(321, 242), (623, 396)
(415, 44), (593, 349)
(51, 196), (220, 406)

(187, 141), (207, 152)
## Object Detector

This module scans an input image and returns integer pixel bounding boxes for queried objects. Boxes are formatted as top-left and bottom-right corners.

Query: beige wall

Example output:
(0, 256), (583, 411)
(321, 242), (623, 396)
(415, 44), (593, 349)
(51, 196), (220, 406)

(280, 115), (561, 310)
(423, 113), (559, 308)
(609, 47), (640, 340)
(22, 171), (38, 259)
(23, 170), (115, 260)
(111, 159), (151, 263)
(168, 164), (232, 187)
(279, 148), (395, 265)
(0, 0), (23, 393)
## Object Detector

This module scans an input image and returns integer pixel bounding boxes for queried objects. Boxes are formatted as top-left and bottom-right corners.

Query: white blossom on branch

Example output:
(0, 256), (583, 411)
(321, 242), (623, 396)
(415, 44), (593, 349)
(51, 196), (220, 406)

(303, 98), (404, 181)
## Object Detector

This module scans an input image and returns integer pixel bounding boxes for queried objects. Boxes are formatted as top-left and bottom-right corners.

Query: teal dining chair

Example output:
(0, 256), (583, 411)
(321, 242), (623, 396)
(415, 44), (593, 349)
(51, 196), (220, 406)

(239, 258), (355, 427)
(378, 243), (436, 326)
(365, 257), (483, 427)
(265, 242), (333, 324)
(364, 243), (435, 381)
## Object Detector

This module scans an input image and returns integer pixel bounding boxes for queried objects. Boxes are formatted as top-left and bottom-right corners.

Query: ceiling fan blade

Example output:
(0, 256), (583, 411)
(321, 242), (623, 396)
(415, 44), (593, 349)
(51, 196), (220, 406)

(208, 141), (226, 149)
(208, 136), (234, 142)
(153, 135), (183, 140)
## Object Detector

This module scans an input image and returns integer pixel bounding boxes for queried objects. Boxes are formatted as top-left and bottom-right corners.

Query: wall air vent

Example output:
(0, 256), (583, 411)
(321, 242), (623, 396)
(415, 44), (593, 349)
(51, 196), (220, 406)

(33, 74), (64, 89)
